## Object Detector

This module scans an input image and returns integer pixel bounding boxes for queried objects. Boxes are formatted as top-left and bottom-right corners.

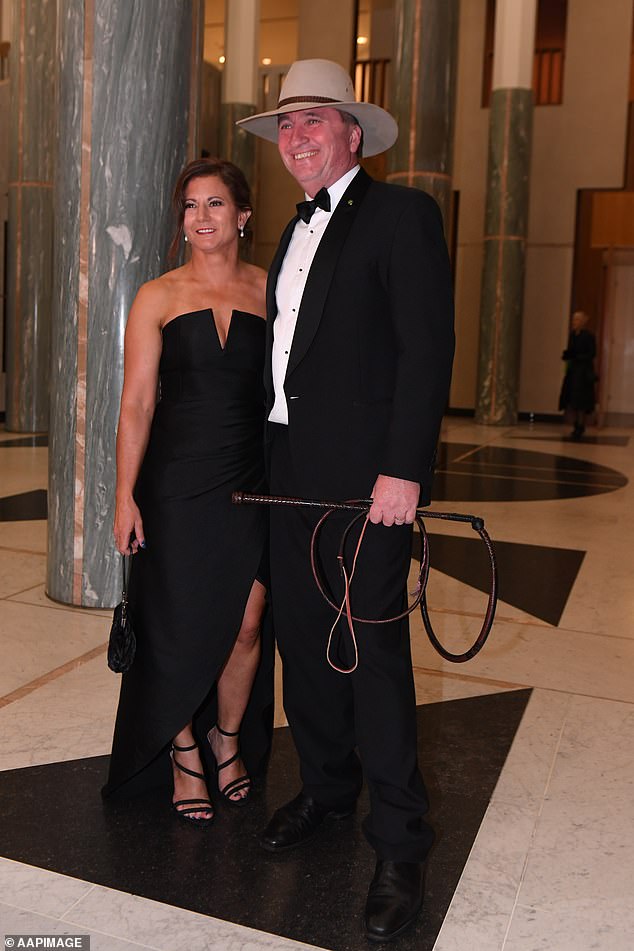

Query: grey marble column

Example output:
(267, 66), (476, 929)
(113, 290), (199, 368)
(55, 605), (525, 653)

(48, 0), (201, 607)
(475, 0), (536, 425)
(5, 0), (55, 432)
(387, 0), (459, 230)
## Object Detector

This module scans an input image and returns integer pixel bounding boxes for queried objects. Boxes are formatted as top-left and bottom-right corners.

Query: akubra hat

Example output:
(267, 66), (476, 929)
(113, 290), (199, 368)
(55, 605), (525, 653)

(236, 58), (398, 158)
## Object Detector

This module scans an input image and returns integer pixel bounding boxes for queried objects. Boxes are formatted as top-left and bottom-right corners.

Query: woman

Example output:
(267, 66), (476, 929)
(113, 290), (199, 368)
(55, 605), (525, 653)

(103, 159), (270, 824)
(559, 310), (597, 439)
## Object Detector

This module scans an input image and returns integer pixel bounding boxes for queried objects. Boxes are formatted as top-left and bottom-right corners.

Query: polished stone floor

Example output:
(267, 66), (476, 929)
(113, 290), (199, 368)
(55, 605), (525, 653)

(0, 417), (632, 950)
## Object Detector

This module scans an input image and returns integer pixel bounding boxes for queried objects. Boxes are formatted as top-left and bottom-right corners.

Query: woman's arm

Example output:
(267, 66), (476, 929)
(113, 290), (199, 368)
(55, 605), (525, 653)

(114, 283), (164, 555)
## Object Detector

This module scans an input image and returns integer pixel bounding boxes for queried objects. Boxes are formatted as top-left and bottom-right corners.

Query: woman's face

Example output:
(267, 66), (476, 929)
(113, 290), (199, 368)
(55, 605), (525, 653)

(182, 175), (250, 253)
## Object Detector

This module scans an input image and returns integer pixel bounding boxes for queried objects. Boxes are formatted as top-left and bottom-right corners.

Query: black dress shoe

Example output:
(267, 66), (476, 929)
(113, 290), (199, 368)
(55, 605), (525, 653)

(260, 792), (354, 853)
(364, 860), (424, 943)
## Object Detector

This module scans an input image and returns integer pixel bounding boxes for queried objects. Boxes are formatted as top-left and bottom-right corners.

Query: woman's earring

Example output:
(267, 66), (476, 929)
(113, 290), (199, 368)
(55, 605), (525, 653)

(239, 226), (245, 238)
(184, 234), (188, 242)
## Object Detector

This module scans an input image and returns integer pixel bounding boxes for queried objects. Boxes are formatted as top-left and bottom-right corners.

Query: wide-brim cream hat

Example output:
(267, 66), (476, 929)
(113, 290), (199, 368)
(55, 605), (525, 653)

(236, 58), (398, 157)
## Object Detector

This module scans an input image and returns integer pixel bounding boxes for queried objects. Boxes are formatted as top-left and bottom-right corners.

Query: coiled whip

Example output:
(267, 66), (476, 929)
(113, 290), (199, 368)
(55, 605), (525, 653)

(233, 492), (497, 670)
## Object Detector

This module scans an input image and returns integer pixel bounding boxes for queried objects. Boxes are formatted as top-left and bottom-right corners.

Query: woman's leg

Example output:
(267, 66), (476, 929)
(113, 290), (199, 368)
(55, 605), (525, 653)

(172, 721), (214, 819)
(572, 410), (586, 438)
(208, 579), (267, 801)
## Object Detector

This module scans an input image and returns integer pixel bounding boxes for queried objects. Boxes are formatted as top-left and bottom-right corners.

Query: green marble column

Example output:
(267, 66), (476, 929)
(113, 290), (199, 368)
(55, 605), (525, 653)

(48, 0), (198, 607)
(475, 0), (536, 425)
(475, 87), (533, 425)
(220, 102), (256, 188)
(387, 0), (459, 230)
(5, 0), (55, 432)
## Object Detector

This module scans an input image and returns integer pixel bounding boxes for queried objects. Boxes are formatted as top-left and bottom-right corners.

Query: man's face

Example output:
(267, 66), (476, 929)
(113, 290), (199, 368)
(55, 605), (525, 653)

(277, 107), (361, 196)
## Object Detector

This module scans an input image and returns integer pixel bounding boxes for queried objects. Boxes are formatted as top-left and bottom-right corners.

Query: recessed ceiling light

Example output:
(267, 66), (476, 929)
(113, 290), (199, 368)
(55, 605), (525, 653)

(356, 35), (368, 45)
(219, 54), (225, 64)
(262, 57), (272, 65)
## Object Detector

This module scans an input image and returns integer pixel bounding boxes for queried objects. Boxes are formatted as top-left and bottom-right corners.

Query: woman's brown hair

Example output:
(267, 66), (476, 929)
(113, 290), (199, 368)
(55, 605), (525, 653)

(167, 157), (253, 263)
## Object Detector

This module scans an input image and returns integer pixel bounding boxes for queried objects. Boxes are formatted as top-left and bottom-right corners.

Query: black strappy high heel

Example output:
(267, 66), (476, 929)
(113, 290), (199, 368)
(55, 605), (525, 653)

(208, 725), (251, 807)
(170, 741), (214, 826)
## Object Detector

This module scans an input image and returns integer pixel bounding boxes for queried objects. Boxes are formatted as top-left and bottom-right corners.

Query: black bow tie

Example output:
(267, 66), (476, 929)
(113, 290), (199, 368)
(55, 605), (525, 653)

(296, 187), (331, 223)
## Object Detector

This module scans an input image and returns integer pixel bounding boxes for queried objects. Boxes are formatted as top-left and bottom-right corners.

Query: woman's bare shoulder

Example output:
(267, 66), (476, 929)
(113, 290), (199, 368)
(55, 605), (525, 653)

(145, 265), (190, 295)
(132, 268), (188, 317)
(241, 262), (268, 311)
(240, 261), (266, 284)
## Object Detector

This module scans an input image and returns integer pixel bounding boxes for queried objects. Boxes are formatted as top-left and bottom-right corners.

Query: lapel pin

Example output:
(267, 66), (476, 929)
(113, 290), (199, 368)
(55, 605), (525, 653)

(348, 199), (354, 206)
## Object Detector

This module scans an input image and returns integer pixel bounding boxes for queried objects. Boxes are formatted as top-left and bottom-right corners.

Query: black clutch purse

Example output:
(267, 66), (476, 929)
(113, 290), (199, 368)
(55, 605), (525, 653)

(107, 556), (136, 673)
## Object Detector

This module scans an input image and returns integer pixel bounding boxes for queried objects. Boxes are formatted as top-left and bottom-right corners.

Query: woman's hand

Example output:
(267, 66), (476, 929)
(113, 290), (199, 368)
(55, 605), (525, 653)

(112, 280), (163, 558)
(114, 495), (146, 555)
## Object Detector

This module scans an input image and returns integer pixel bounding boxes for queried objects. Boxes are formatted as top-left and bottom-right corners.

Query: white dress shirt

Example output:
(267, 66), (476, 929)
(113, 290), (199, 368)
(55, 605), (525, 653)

(268, 165), (361, 424)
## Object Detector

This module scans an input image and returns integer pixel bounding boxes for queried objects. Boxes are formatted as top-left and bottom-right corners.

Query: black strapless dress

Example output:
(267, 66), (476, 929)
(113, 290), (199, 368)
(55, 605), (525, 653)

(103, 309), (272, 798)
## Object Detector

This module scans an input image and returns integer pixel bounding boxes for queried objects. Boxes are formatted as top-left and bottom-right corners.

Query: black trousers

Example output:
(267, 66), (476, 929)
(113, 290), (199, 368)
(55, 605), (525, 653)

(268, 424), (434, 862)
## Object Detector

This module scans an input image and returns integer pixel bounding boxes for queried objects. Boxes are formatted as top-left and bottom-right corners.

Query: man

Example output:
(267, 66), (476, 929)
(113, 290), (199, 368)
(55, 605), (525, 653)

(238, 59), (454, 942)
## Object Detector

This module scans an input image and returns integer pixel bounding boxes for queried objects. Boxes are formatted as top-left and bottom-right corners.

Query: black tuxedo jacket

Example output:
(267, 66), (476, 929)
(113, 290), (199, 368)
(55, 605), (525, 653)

(264, 167), (455, 504)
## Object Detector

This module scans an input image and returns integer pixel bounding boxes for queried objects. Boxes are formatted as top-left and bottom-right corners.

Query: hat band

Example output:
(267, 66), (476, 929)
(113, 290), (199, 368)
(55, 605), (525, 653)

(277, 94), (344, 108)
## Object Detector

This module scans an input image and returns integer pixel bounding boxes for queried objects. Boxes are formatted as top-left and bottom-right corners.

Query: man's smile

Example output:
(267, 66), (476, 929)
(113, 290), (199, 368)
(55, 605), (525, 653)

(293, 150), (318, 160)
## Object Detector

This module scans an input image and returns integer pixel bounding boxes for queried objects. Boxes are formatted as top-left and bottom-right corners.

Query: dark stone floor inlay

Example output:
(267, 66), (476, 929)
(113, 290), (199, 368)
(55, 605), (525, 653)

(433, 442), (627, 502)
(0, 489), (48, 522)
(510, 433), (630, 447)
(0, 434), (49, 448)
(417, 532), (585, 626)
(0, 689), (531, 951)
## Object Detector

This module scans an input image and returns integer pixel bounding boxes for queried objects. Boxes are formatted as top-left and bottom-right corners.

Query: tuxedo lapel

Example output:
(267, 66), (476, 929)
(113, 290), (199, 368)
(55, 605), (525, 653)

(264, 215), (298, 405)
(286, 168), (373, 378)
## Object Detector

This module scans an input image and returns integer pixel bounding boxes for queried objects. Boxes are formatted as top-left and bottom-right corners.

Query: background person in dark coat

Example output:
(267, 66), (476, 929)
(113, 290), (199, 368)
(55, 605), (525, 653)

(559, 310), (596, 439)
(238, 59), (455, 942)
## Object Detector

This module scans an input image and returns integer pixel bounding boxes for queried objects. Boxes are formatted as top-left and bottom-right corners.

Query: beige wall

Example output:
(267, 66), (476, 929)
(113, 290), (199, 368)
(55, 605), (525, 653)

(260, 17), (298, 64)
(204, 0), (298, 68)
(452, 0), (634, 414)
(204, 0), (224, 65)
(519, 0), (632, 414)
(367, 0), (394, 61)
(298, 0), (355, 68)
(1, 0), (11, 42)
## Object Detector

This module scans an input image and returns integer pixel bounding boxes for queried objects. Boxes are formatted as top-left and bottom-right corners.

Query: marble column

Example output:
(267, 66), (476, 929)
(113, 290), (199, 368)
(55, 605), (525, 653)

(48, 0), (201, 607)
(5, 0), (55, 432)
(475, 0), (536, 425)
(387, 0), (459, 231)
(220, 0), (259, 185)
